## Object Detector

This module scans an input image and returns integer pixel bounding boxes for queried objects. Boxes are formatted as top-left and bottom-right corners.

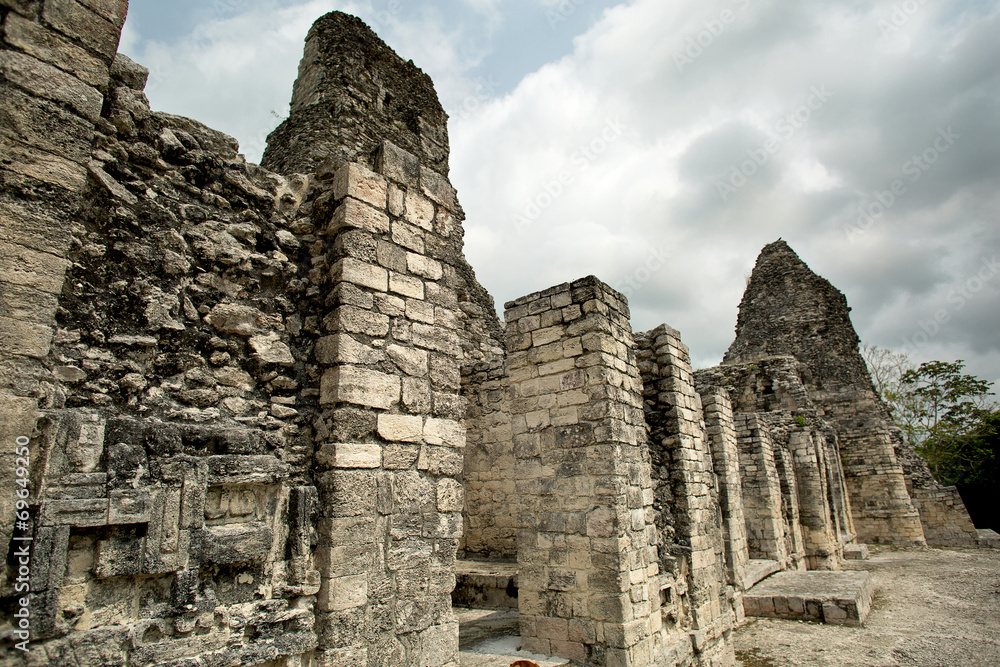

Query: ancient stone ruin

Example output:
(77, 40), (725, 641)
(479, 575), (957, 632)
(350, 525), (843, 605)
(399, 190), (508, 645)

(0, 4), (986, 666)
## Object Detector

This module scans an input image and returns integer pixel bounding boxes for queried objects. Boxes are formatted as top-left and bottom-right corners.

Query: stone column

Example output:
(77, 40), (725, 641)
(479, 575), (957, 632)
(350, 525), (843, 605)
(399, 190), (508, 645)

(772, 445), (806, 570)
(734, 414), (789, 566)
(699, 388), (750, 621)
(505, 277), (663, 667)
(637, 325), (733, 665)
(786, 426), (839, 569)
(314, 144), (464, 666)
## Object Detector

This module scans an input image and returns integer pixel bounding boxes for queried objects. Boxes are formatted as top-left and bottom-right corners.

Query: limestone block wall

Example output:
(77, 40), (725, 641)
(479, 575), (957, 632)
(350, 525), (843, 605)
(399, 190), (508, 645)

(635, 325), (733, 667)
(894, 433), (979, 547)
(732, 414), (790, 566)
(697, 358), (851, 567)
(0, 36), (332, 663)
(771, 444), (806, 569)
(778, 424), (839, 569)
(505, 277), (664, 667)
(817, 392), (926, 545)
(822, 429), (856, 544)
(460, 356), (516, 558)
(0, 0), (127, 574)
(311, 144), (467, 667)
(698, 388), (749, 622)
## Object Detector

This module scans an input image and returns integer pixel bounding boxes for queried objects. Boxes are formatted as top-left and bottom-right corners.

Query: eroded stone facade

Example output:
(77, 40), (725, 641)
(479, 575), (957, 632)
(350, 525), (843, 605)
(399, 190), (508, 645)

(0, 5), (984, 667)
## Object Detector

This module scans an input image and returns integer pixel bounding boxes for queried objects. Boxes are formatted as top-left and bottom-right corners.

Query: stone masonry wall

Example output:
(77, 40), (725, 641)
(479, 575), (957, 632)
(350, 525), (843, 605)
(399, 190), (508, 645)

(263, 12), (450, 177)
(505, 277), (664, 667)
(0, 0), (128, 578)
(696, 356), (856, 559)
(732, 413), (790, 566)
(310, 143), (467, 667)
(697, 388), (749, 624)
(635, 325), (733, 667)
(894, 432), (979, 547)
(460, 355), (516, 559)
(1, 21), (330, 663)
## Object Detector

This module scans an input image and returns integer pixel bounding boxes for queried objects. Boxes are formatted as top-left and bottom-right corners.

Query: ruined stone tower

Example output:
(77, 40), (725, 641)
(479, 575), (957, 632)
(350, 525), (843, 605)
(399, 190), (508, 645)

(722, 240), (977, 547)
(0, 4), (986, 667)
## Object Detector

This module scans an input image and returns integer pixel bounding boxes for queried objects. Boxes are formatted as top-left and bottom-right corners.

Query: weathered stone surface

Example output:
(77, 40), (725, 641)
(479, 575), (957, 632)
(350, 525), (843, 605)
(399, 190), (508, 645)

(3, 12), (111, 89)
(206, 303), (282, 335)
(262, 11), (450, 176)
(110, 52), (148, 89)
(249, 332), (295, 365)
(3, 9), (965, 667)
(42, 0), (123, 60)
(320, 366), (401, 409)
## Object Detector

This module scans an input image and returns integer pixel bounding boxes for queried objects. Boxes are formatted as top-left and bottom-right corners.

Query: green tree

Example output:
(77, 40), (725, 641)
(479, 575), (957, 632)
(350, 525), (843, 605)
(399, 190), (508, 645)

(900, 360), (995, 483)
(861, 344), (929, 445)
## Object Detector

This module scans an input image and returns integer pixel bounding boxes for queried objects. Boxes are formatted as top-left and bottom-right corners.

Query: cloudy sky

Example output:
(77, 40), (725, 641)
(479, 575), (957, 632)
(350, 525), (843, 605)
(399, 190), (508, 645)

(121, 0), (1000, 389)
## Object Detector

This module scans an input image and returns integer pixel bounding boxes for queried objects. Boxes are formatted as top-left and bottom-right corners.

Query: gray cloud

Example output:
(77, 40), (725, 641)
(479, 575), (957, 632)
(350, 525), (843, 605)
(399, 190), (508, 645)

(122, 0), (1000, 388)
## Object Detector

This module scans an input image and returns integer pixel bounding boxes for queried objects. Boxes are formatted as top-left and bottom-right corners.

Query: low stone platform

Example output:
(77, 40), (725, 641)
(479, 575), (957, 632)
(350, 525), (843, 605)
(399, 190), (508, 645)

(843, 543), (870, 560)
(454, 559), (519, 610)
(977, 529), (1000, 548)
(743, 570), (875, 627)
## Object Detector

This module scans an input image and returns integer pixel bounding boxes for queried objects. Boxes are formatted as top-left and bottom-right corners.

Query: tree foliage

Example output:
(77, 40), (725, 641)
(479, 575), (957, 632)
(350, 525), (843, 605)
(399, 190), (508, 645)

(862, 347), (998, 487)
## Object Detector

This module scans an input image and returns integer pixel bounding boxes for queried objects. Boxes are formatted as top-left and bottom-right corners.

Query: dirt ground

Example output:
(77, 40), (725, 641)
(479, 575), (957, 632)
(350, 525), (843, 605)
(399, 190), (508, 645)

(734, 546), (1000, 667)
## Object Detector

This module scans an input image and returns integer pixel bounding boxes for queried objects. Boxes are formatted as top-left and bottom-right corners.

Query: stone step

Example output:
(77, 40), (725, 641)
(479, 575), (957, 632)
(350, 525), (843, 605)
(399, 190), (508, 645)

(743, 570), (875, 627)
(843, 543), (870, 560)
(977, 529), (1000, 549)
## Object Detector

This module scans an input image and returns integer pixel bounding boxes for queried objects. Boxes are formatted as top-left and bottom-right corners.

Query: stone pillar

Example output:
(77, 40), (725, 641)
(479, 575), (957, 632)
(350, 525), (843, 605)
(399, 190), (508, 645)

(786, 426), (839, 569)
(822, 430), (856, 544)
(772, 445), (806, 570)
(734, 414), (789, 566)
(699, 388), (750, 621)
(637, 325), (733, 665)
(314, 144), (464, 666)
(505, 277), (663, 667)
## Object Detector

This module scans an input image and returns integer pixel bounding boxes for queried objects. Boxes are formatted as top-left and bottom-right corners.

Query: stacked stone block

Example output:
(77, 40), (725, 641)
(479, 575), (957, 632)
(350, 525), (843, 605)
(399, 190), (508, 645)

(771, 445), (806, 569)
(505, 277), (664, 667)
(312, 142), (465, 666)
(636, 325), (733, 666)
(781, 426), (839, 569)
(0, 0), (127, 566)
(733, 414), (789, 566)
(698, 389), (750, 622)
(460, 356), (517, 558)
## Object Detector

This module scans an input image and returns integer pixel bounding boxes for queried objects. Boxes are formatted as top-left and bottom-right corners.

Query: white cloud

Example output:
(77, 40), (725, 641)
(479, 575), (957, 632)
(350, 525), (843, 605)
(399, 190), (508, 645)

(121, 0), (1000, 388)
(450, 0), (1000, 385)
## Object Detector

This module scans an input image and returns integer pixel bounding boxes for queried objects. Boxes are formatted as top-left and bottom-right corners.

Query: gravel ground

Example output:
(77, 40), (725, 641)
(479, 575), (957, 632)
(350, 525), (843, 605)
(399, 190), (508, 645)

(735, 547), (1000, 667)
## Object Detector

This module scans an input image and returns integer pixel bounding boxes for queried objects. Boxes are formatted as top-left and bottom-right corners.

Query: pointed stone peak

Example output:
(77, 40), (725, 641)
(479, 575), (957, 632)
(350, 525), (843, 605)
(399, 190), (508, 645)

(724, 241), (873, 390)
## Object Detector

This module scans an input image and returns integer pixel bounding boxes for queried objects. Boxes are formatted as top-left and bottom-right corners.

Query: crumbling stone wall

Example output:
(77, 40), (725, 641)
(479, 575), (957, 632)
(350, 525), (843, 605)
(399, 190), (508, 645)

(696, 356), (856, 559)
(2, 5), (986, 666)
(722, 240), (974, 546)
(0, 0), (129, 574)
(262, 11), (450, 177)
(731, 413), (792, 566)
(635, 325), (733, 667)
(697, 388), (749, 624)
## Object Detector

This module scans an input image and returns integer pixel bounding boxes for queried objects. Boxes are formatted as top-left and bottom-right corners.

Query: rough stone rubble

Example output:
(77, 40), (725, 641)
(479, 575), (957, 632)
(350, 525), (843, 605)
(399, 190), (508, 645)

(0, 4), (987, 666)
